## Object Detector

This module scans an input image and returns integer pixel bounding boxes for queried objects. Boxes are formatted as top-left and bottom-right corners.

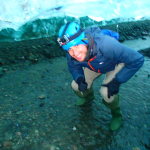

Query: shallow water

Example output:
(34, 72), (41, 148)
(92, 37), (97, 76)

(0, 55), (150, 150)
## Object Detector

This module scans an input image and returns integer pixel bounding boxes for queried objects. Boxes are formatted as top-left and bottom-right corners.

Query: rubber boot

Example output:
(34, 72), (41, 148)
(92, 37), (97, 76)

(74, 88), (94, 106)
(103, 95), (122, 131)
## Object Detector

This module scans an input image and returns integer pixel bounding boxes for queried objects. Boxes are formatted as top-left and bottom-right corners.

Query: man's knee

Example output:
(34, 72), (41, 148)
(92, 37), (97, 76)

(71, 80), (79, 91)
(100, 86), (114, 103)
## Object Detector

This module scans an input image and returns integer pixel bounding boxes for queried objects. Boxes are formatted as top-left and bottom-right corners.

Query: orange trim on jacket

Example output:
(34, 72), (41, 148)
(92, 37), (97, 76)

(88, 56), (101, 73)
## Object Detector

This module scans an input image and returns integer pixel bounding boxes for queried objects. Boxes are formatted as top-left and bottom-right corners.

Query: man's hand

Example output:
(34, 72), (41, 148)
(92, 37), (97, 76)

(102, 78), (120, 98)
(76, 77), (88, 92)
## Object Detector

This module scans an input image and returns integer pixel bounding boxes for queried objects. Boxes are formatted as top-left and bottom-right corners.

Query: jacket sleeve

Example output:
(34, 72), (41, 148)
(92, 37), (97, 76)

(99, 35), (144, 83)
(66, 53), (85, 82)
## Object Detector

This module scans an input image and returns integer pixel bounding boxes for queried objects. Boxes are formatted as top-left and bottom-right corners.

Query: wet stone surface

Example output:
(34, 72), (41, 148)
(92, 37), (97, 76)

(0, 57), (150, 150)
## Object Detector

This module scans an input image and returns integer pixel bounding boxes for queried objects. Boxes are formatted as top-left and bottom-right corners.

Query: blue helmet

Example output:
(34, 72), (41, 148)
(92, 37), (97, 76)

(57, 22), (85, 51)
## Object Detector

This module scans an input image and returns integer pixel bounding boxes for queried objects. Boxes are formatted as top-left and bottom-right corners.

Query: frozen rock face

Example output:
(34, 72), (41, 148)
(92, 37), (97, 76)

(0, 17), (150, 42)
(0, 19), (150, 66)
(0, 0), (150, 41)
(1, 0), (150, 30)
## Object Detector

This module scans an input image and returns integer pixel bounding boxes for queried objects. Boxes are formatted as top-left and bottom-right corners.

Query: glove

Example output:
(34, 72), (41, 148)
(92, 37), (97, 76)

(102, 78), (120, 98)
(76, 77), (88, 92)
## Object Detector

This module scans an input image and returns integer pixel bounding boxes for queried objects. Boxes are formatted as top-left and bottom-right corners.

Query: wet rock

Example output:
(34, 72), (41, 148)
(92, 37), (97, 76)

(32, 45), (37, 49)
(141, 37), (147, 40)
(132, 147), (141, 150)
(38, 94), (46, 99)
(119, 36), (126, 42)
(28, 53), (39, 63)
(22, 81), (29, 84)
(73, 126), (77, 131)
(139, 47), (150, 58)
(3, 141), (13, 149)
(0, 67), (3, 72)
(34, 129), (39, 136)
(3, 68), (8, 72)
(65, 82), (69, 86)
(16, 132), (22, 136)
(39, 145), (58, 150)
(134, 74), (138, 77)
(141, 31), (149, 36)
(0, 67), (4, 77)
(39, 102), (45, 107)
(0, 58), (5, 65)
(50, 145), (56, 150)
(4, 131), (13, 140)
(144, 144), (150, 149)
(0, 67), (8, 75)
(127, 36), (135, 40)
(16, 111), (23, 115)
(0, 143), (2, 148)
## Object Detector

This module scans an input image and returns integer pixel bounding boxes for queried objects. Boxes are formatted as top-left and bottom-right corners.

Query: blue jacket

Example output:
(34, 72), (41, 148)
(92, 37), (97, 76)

(66, 27), (144, 84)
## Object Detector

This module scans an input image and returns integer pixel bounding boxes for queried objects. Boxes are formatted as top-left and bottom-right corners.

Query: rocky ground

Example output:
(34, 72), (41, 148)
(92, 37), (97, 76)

(0, 39), (150, 150)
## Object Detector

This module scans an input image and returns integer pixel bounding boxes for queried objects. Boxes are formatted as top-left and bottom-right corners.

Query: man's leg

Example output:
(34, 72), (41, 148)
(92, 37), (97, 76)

(71, 67), (101, 106)
(100, 63), (125, 131)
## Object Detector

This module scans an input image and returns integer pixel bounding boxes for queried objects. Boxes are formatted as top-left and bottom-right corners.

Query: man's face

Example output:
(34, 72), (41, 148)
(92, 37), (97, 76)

(68, 44), (88, 62)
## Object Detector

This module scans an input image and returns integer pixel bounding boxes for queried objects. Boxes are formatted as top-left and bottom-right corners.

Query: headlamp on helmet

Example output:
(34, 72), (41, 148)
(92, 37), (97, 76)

(57, 34), (70, 46)
(57, 22), (85, 51)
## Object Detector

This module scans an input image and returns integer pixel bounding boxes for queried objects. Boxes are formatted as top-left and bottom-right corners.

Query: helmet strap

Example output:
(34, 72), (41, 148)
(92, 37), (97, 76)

(61, 22), (71, 37)
(68, 29), (83, 41)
